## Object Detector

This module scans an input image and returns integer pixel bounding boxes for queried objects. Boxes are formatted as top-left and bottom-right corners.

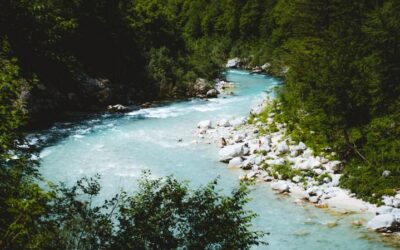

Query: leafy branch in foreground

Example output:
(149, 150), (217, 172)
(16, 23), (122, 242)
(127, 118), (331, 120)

(50, 172), (266, 250)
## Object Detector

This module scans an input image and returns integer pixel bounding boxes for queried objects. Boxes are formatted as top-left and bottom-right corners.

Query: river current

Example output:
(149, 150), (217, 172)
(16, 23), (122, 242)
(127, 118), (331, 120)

(35, 70), (397, 249)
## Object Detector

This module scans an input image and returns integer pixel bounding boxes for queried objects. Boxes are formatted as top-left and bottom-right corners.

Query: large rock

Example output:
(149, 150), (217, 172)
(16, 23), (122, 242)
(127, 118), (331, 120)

(367, 214), (400, 232)
(228, 157), (243, 168)
(261, 62), (271, 70)
(376, 206), (393, 215)
(107, 104), (130, 113)
(219, 144), (244, 162)
(206, 89), (218, 98)
(217, 119), (230, 127)
(250, 100), (266, 116)
(393, 198), (400, 208)
(230, 117), (247, 127)
(276, 141), (289, 154)
(271, 181), (290, 193)
(226, 58), (241, 68)
(324, 160), (343, 173)
(197, 120), (212, 129)
(294, 157), (321, 170)
(191, 78), (213, 97)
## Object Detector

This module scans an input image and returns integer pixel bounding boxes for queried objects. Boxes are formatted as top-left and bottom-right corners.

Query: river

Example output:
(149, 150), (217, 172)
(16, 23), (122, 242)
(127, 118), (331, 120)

(35, 70), (397, 249)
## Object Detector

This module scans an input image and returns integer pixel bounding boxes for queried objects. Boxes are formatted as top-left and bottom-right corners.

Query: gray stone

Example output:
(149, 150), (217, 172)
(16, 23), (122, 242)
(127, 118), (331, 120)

(217, 119), (230, 127)
(228, 157), (243, 168)
(276, 141), (289, 154)
(367, 214), (400, 231)
(107, 104), (129, 113)
(382, 170), (391, 177)
(226, 58), (241, 68)
(206, 89), (218, 98)
(230, 117), (247, 127)
(219, 144), (244, 162)
(376, 206), (393, 215)
(271, 181), (290, 193)
(197, 120), (212, 129)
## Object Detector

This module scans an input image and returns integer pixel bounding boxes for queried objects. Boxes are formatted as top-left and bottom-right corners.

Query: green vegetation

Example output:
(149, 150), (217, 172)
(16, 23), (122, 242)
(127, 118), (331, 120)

(1, 0), (400, 246)
(269, 162), (302, 181)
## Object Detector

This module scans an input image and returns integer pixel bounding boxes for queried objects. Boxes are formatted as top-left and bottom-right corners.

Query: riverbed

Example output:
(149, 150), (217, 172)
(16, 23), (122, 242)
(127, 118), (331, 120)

(35, 70), (398, 249)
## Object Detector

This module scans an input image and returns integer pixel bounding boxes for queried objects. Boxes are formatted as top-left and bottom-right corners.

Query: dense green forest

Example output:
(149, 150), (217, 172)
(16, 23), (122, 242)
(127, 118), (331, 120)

(1, 0), (400, 248)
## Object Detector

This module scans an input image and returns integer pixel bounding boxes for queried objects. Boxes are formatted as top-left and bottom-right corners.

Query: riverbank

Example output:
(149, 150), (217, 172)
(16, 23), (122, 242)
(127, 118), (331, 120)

(194, 83), (400, 236)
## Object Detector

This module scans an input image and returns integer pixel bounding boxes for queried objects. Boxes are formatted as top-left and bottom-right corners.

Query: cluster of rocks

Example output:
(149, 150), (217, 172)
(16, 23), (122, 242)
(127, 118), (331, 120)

(196, 109), (343, 203)
(190, 78), (220, 98)
(215, 80), (235, 94)
(195, 100), (400, 234)
(368, 194), (400, 232)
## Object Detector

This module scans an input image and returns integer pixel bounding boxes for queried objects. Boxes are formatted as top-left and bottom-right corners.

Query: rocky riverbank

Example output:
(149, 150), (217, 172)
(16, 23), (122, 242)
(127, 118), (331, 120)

(194, 90), (400, 235)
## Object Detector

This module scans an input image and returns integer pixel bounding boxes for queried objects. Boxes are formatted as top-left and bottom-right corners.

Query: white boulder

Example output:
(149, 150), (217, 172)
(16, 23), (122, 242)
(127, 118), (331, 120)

(226, 58), (241, 68)
(217, 119), (231, 127)
(376, 206), (393, 215)
(197, 120), (212, 129)
(219, 144), (244, 162)
(230, 117), (247, 127)
(228, 157), (243, 168)
(367, 214), (399, 231)
(276, 141), (289, 154)
(271, 181), (290, 193)
(393, 198), (400, 208)
(298, 141), (307, 150)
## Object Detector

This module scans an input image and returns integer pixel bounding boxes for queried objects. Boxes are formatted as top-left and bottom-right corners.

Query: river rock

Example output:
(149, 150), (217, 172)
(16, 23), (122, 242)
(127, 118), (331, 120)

(228, 157), (243, 168)
(292, 175), (301, 183)
(324, 160), (342, 173)
(191, 78), (213, 97)
(276, 141), (289, 154)
(206, 89), (218, 98)
(393, 198), (400, 208)
(230, 117), (247, 127)
(217, 119), (230, 127)
(367, 214), (400, 231)
(271, 181), (290, 193)
(233, 133), (245, 143)
(246, 170), (259, 180)
(376, 206), (393, 215)
(296, 157), (321, 170)
(308, 196), (320, 203)
(226, 58), (241, 68)
(265, 158), (285, 166)
(261, 62), (271, 70)
(382, 196), (394, 207)
(107, 104), (130, 113)
(197, 120), (212, 129)
(298, 142), (307, 150)
(302, 148), (314, 158)
(219, 144), (244, 162)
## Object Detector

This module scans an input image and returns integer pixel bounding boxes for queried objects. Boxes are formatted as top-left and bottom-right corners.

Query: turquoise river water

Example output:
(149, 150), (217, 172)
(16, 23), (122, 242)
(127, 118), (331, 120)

(35, 70), (398, 249)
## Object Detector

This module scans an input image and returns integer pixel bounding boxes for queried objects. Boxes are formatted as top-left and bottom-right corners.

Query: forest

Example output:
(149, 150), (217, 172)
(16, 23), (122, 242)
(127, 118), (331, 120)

(1, 0), (400, 248)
